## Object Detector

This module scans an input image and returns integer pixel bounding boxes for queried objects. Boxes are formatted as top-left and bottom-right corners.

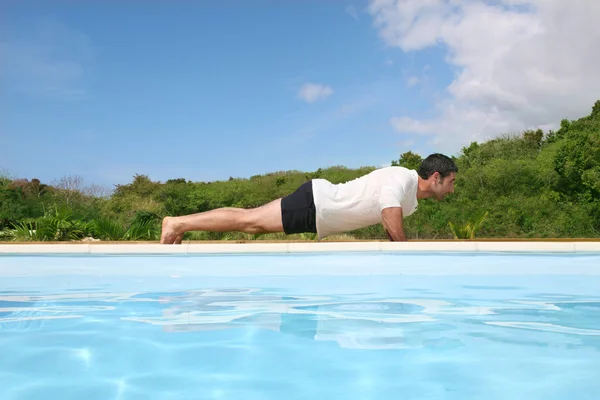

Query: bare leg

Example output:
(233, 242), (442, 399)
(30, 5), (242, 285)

(160, 199), (284, 244)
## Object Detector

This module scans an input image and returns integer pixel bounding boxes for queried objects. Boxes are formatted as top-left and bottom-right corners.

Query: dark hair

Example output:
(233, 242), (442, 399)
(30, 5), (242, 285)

(417, 153), (458, 179)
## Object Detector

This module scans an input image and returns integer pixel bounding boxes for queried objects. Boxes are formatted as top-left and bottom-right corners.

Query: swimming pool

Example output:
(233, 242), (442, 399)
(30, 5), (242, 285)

(1, 250), (599, 399)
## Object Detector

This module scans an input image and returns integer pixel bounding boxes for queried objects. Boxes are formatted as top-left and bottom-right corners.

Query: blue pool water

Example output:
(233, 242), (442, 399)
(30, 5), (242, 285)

(1, 252), (600, 399)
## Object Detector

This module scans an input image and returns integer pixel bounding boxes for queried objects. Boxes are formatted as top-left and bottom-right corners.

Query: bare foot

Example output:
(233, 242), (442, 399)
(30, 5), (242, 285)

(160, 217), (181, 244)
(174, 234), (183, 244)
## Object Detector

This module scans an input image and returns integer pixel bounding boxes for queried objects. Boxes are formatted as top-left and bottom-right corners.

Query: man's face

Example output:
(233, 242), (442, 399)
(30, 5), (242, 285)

(433, 172), (456, 200)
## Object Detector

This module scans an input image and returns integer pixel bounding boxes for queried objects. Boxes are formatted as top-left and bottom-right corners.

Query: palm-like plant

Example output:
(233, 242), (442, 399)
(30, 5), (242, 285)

(448, 211), (489, 239)
(10, 206), (87, 241)
(92, 218), (127, 241)
(125, 219), (160, 241)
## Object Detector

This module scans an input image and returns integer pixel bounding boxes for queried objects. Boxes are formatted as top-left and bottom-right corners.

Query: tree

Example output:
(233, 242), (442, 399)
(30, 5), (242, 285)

(391, 151), (423, 170)
(553, 101), (600, 200)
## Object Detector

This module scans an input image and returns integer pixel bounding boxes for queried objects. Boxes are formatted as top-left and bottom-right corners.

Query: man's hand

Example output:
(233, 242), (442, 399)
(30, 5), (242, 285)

(381, 207), (407, 241)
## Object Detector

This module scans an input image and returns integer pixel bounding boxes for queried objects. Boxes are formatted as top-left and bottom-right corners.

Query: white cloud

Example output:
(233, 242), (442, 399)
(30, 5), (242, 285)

(0, 18), (93, 100)
(407, 76), (419, 87)
(368, 0), (600, 153)
(297, 82), (334, 103)
(346, 5), (359, 20)
(391, 116), (433, 134)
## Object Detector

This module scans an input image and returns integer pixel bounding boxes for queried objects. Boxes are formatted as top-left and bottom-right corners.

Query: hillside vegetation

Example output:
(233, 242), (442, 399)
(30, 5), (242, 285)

(2, 101), (599, 242)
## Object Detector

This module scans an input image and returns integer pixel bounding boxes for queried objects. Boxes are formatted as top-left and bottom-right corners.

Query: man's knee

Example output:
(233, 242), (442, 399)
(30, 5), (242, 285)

(243, 201), (283, 233)
(236, 210), (266, 234)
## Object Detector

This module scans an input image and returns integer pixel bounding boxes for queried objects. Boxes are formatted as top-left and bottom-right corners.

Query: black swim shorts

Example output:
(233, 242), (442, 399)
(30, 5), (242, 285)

(281, 180), (317, 234)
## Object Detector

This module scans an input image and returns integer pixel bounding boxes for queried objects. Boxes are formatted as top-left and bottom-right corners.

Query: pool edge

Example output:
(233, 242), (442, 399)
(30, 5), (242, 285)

(0, 241), (599, 254)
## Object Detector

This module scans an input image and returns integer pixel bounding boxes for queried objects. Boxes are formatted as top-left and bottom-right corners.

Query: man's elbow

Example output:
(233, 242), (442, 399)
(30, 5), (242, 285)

(386, 230), (407, 242)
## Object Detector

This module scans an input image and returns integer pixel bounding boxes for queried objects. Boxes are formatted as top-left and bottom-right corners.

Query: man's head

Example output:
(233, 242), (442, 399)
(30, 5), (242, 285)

(417, 153), (458, 200)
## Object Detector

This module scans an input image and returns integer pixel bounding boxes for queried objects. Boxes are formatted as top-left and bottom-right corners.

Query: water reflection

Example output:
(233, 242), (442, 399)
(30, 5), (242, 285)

(120, 291), (442, 349)
(122, 288), (600, 350)
(2, 288), (600, 350)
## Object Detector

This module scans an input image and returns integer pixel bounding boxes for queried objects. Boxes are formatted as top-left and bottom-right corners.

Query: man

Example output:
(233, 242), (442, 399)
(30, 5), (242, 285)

(160, 153), (457, 244)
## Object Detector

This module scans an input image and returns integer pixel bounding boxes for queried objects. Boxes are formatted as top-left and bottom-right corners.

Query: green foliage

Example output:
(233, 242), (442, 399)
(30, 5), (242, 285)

(449, 212), (488, 239)
(92, 218), (127, 241)
(88, 216), (160, 241)
(9, 206), (89, 242)
(3, 101), (600, 241)
(298, 232), (318, 241)
(553, 102), (600, 200)
(392, 151), (423, 170)
(124, 220), (160, 241)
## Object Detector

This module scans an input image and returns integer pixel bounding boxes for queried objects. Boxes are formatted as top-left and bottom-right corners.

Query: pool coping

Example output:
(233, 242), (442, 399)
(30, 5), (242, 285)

(1, 241), (599, 254)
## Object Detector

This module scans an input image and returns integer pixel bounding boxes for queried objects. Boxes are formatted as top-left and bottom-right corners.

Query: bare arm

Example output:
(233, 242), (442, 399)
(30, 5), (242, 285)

(381, 206), (407, 241)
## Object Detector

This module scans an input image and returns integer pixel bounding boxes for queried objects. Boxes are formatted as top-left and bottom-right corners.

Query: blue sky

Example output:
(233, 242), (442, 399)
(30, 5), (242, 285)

(3, 0), (595, 189)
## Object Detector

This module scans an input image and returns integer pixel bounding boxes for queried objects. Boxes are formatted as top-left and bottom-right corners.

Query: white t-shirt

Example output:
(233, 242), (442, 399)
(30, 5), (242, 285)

(311, 167), (419, 240)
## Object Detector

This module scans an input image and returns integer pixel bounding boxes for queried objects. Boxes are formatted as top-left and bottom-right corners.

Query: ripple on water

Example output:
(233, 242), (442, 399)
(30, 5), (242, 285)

(2, 278), (600, 399)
